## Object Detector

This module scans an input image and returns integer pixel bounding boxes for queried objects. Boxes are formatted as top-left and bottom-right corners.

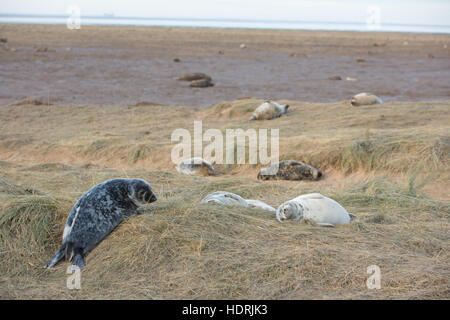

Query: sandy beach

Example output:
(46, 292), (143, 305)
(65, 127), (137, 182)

(0, 24), (449, 106)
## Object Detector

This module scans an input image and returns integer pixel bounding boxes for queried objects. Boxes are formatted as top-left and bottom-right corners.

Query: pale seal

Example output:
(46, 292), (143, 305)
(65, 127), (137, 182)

(201, 191), (276, 212)
(250, 101), (289, 120)
(43, 178), (157, 270)
(177, 157), (217, 176)
(201, 191), (248, 207)
(350, 93), (382, 106)
(276, 193), (357, 226)
(257, 160), (322, 181)
(246, 199), (276, 212)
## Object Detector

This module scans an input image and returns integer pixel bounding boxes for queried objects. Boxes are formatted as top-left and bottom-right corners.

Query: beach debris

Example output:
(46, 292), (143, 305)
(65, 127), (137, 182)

(257, 160), (322, 181)
(0, 38), (7, 43)
(177, 157), (217, 176)
(345, 77), (357, 81)
(8, 97), (47, 106)
(173, 58), (181, 62)
(176, 73), (213, 88)
(250, 101), (289, 120)
(176, 73), (211, 82)
(36, 47), (48, 53)
(327, 75), (342, 80)
(356, 57), (367, 62)
(289, 52), (308, 58)
(240, 43), (247, 49)
(350, 92), (382, 106)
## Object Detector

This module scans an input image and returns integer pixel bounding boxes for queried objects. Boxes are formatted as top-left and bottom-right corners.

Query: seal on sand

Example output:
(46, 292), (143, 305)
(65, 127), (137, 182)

(43, 178), (157, 270)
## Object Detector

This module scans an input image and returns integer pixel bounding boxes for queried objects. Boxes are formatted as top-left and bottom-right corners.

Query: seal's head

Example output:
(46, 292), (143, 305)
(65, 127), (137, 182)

(276, 201), (303, 222)
(128, 179), (157, 205)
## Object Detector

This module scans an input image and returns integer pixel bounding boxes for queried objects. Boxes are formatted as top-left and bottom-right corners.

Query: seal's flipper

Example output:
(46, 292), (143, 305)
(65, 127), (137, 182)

(316, 223), (335, 227)
(43, 246), (65, 268)
(349, 213), (359, 222)
(72, 253), (86, 270)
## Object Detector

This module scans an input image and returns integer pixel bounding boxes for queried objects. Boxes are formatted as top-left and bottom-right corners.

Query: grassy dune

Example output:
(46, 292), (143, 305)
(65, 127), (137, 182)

(0, 99), (449, 299)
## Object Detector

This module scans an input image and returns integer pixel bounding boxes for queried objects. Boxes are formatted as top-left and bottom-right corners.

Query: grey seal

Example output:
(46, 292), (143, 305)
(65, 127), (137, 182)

(43, 178), (157, 270)
(257, 160), (322, 181)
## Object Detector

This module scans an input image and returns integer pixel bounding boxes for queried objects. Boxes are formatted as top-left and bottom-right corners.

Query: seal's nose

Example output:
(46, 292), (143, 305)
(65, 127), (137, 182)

(150, 193), (157, 203)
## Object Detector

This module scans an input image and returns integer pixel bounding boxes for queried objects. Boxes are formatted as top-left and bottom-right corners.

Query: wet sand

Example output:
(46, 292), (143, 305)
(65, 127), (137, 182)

(0, 24), (449, 106)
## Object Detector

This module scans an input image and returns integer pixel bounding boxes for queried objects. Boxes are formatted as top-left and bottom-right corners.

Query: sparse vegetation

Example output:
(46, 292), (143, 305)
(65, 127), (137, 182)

(0, 99), (448, 299)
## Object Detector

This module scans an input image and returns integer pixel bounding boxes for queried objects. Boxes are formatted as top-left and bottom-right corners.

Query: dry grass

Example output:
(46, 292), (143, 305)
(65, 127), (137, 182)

(0, 99), (449, 299)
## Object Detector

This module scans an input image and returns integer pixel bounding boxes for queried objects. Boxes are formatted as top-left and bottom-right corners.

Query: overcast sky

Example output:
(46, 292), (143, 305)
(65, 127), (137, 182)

(1, 0), (449, 25)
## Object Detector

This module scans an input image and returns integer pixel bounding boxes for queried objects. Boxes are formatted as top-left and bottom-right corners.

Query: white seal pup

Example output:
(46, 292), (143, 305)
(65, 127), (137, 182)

(44, 178), (157, 270)
(246, 199), (276, 212)
(250, 101), (289, 120)
(350, 93), (382, 106)
(201, 191), (249, 207)
(202, 191), (275, 212)
(177, 157), (217, 176)
(276, 193), (357, 227)
(257, 160), (322, 181)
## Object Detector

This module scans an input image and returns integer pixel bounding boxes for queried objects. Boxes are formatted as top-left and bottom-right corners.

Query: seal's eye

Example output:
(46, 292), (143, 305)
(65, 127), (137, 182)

(136, 189), (146, 201)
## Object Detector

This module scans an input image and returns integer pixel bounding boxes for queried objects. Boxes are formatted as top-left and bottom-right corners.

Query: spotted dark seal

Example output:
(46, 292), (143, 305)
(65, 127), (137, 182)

(257, 160), (322, 181)
(43, 178), (157, 270)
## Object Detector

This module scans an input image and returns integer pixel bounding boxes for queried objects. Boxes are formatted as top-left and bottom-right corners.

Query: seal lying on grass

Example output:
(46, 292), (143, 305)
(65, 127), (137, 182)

(44, 178), (157, 270)
(177, 157), (217, 176)
(250, 101), (289, 120)
(257, 160), (322, 181)
(201, 191), (276, 212)
(350, 93), (382, 106)
(276, 193), (357, 227)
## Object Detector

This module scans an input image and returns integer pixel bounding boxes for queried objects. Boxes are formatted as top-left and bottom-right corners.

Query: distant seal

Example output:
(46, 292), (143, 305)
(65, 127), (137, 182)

(176, 73), (211, 82)
(350, 93), (382, 106)
(276, 193), (357, 226)
(257, 160), (322, 181)
(43, 178), (157, 270)
(190, 78), (214, 87)
(250, 101), (289, 120)
(177, 157), (217, 176)
(201, 191), (275, 212)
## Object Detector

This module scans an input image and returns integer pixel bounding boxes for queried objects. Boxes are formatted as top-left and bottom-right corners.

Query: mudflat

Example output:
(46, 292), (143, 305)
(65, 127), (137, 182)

(0, 24), (449, 106)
